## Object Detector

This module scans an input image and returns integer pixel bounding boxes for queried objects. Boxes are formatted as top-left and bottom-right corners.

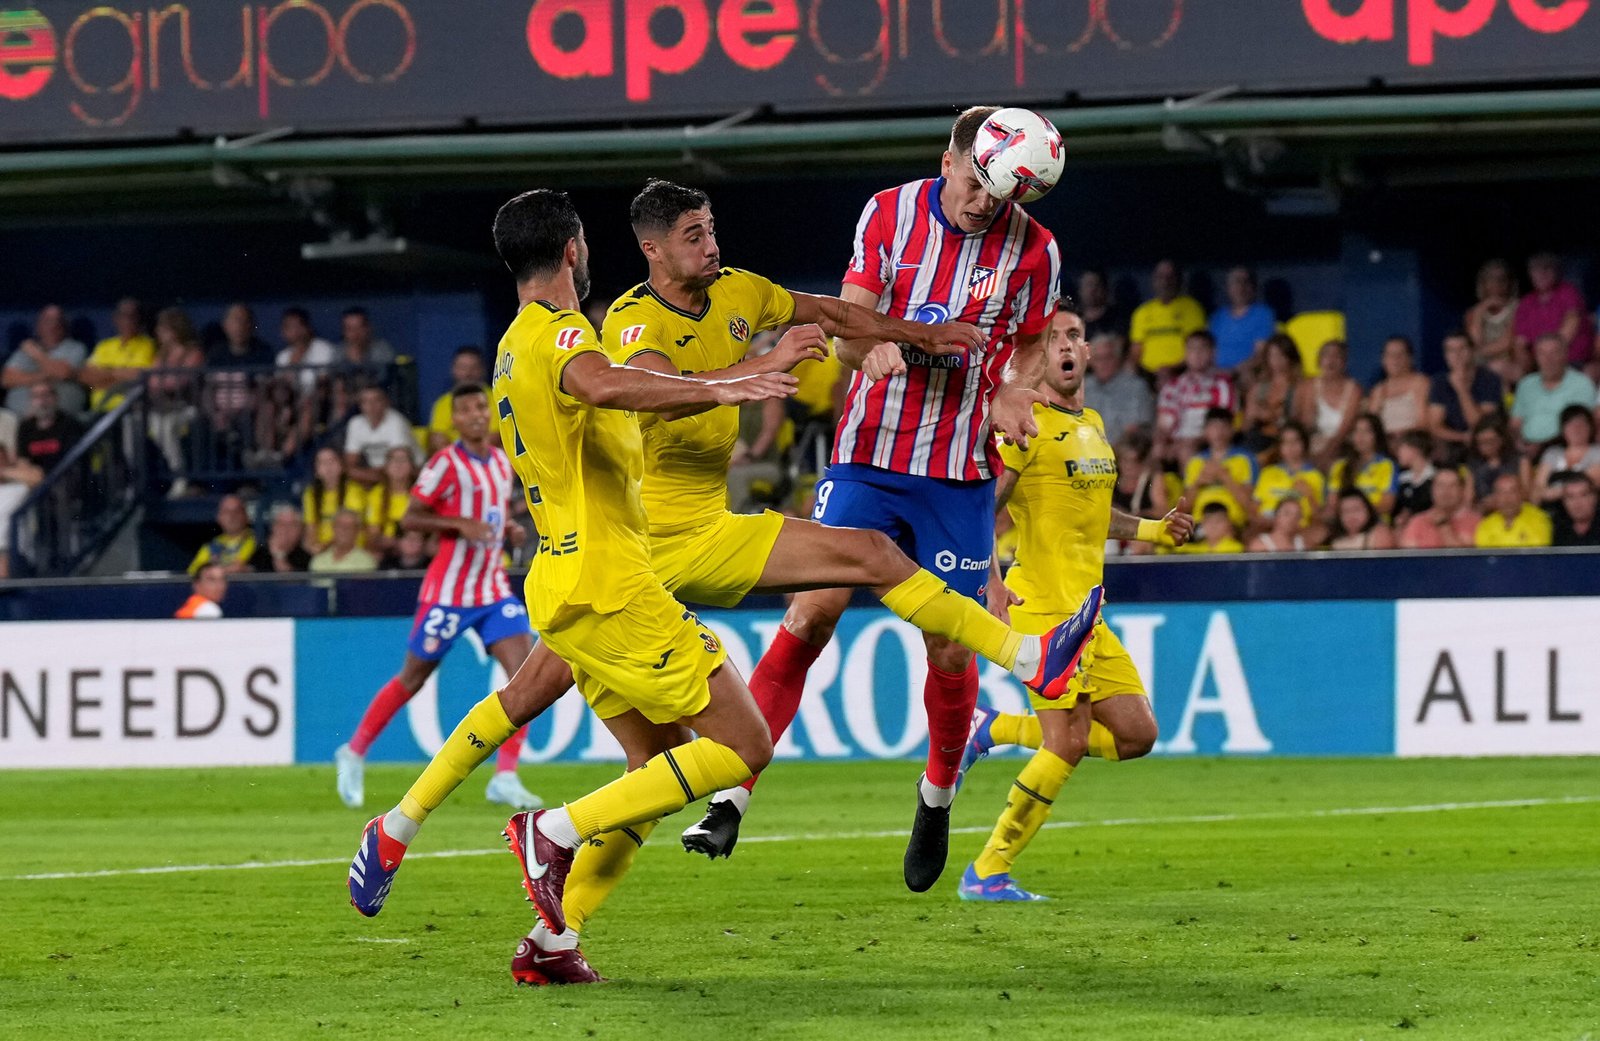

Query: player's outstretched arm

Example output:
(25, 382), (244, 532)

(562, 351), (797, 414)
(624, 326), (828, 422)
(790, 291), (983, 356)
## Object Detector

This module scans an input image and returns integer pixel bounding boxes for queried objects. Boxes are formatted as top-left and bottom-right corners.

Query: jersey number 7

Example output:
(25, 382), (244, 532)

(496, 396), (527, 456)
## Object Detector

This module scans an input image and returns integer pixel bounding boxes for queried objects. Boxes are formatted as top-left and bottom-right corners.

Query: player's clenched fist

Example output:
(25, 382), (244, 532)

(767, 324), (830, 371)
(861, 341), (907, 382)
(711, 371), (799, 405)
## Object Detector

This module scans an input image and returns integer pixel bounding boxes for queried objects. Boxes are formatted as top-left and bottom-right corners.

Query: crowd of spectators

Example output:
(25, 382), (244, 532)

(9, 251), (1600, 580)
(1064, 253), (1600, 556)
(0, 296), (493, 578)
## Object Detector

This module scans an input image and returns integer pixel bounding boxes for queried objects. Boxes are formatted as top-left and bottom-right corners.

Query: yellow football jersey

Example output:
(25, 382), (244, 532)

(998, 404), (1116, 617)
(493, 300), (653, 629)
(601, 268), (796, 533)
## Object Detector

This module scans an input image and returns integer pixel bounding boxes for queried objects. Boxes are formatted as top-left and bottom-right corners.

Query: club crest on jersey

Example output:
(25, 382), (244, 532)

(555, 326), (584, 351)
(728, 316), (751, 342)
(619, 324), (645, 347)
(968, 266), (998, 302)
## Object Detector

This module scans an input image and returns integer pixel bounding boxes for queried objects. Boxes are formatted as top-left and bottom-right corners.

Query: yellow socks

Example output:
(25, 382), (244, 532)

(990, 712), (1042, 749)
(398, 692), (517, 824)
(1087, 722), (1120, 760)
(880, 569), (1023, 669)
(973, 748), (1072, 879)
(566, 738), (751, 840)
(563, 819), (659, 934)
(987, 716), (1117, 757)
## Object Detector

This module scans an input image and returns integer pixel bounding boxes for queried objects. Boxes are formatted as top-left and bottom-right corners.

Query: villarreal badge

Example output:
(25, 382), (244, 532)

(700, 631), (721, 655)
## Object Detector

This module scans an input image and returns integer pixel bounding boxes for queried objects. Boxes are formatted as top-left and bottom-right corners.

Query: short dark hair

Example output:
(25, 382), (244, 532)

(451, 381), (489, 402)
(1204, 406), (1234, 427)
(1056, 294), (1081, 318)
(193, 562), (225, 584)
(494, 189), (582, 283)
(629, 179), (711, 237)
(342, 306), (369, 321)
(950, 105), (1000, 156)
(1559, 403), (1595, 435)
(1201, 502), (1231, 520)
(453, 345), (484, 361)
(1187, 329), (1217, 350)
(1399, 429), (1433, 456)
(282, 306), (311, 327)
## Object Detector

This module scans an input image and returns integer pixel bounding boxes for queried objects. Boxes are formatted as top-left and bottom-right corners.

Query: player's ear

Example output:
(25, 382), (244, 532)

(940, 150), (954, 179)
(564, 237), (580, 268)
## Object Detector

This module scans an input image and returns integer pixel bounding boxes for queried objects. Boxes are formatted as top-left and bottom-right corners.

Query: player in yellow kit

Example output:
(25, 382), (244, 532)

(955, 302), (1194, 902)
(346, 186), (1106, 984)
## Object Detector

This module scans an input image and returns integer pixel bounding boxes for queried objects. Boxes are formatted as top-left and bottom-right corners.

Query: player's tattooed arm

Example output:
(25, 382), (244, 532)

(790, 291), (983, 356)
(562, 350), (797, 415)
(621, 326), (825, 421)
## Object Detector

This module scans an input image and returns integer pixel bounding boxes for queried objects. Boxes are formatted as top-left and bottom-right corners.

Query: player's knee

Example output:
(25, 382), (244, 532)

(1115, 720), (1158, 761)
(735, 728), (774, 775)
(848, 528), (906, 583)
(1043, 726), (1088, 766)
(924, 638), (973, 675)
(782, 603), (838, 648)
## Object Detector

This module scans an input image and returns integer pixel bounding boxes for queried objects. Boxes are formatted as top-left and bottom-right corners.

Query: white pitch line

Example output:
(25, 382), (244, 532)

(5, 794), (1596, 883)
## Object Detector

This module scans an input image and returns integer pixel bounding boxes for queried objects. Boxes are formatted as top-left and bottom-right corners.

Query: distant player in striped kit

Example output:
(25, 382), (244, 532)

(684, 105), (1064, 892)
(335, 382), (541, 813)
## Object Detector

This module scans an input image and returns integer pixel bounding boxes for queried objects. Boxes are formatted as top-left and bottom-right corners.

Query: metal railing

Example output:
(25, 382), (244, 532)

(8, 385), (147, 579)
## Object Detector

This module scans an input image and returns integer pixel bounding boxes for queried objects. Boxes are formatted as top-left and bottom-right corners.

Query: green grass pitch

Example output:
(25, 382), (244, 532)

(3, 757), (1597, 1040)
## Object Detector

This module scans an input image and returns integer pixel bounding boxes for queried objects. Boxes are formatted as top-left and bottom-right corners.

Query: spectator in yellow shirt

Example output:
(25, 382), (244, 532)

(427, 347), (487, 453)
(1183, 407), (1257, 529)
(1176, 502), (1244, 554)
(188, 494), (257, 574)
(302, 446), (367, 553)
(1130, 259), (1206, 374)
(1328, 413), (1398, 520)
(1253, 421), (1325, 528)
(80, 297), (156, 411)
(365, 446), (419, 555)
(1474, 472), (1553, 548)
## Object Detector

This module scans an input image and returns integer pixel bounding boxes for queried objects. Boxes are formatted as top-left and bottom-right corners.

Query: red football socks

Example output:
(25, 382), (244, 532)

(923, 658), (979, 788)
(496, 724), (528, 772)
(741, 627), (825, 792)
(349, 676), (415, 756)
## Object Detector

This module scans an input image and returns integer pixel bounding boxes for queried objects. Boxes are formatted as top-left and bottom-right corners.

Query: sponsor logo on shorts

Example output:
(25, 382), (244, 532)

(700, 631), (722, 655)
(502, 602), (525, 618)
(423, 636), (440, 654)
(935, 550), (990, 573)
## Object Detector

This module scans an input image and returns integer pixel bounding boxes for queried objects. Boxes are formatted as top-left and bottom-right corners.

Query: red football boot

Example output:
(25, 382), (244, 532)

(511, 935), (605, 986)
(504, 810), (576, 934)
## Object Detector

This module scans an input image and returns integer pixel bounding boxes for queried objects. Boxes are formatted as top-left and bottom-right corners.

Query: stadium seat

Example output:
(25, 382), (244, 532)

(1284, 311), (1347, 376)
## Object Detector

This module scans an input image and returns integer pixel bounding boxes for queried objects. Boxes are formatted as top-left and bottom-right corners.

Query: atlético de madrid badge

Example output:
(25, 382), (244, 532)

(969, 266), (998, 302)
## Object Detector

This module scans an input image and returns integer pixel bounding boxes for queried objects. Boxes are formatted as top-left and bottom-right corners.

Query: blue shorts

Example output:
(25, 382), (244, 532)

(407, 597), (532, 662)
(811, 463), (995, 601)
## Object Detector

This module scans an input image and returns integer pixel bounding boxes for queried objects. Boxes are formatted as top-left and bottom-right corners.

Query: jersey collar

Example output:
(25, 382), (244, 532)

(454, 440), (494, 464)
(1045, 402), (1084, 416)
(645, 282), (710, 322)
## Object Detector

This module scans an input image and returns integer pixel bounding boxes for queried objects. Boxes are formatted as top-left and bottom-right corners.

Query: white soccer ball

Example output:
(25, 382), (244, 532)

(970, 108), (1065, 205)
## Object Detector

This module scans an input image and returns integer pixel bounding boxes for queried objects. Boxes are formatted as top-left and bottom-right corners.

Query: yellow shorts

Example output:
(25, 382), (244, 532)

(539, 580), (728, 726)
(1010, 606), (1146, 712)
(652, 510), (786, 608)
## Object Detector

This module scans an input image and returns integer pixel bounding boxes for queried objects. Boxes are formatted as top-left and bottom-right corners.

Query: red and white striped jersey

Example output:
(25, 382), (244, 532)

(834, 177), (1062, 481)
(414, 443), (515, 608)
